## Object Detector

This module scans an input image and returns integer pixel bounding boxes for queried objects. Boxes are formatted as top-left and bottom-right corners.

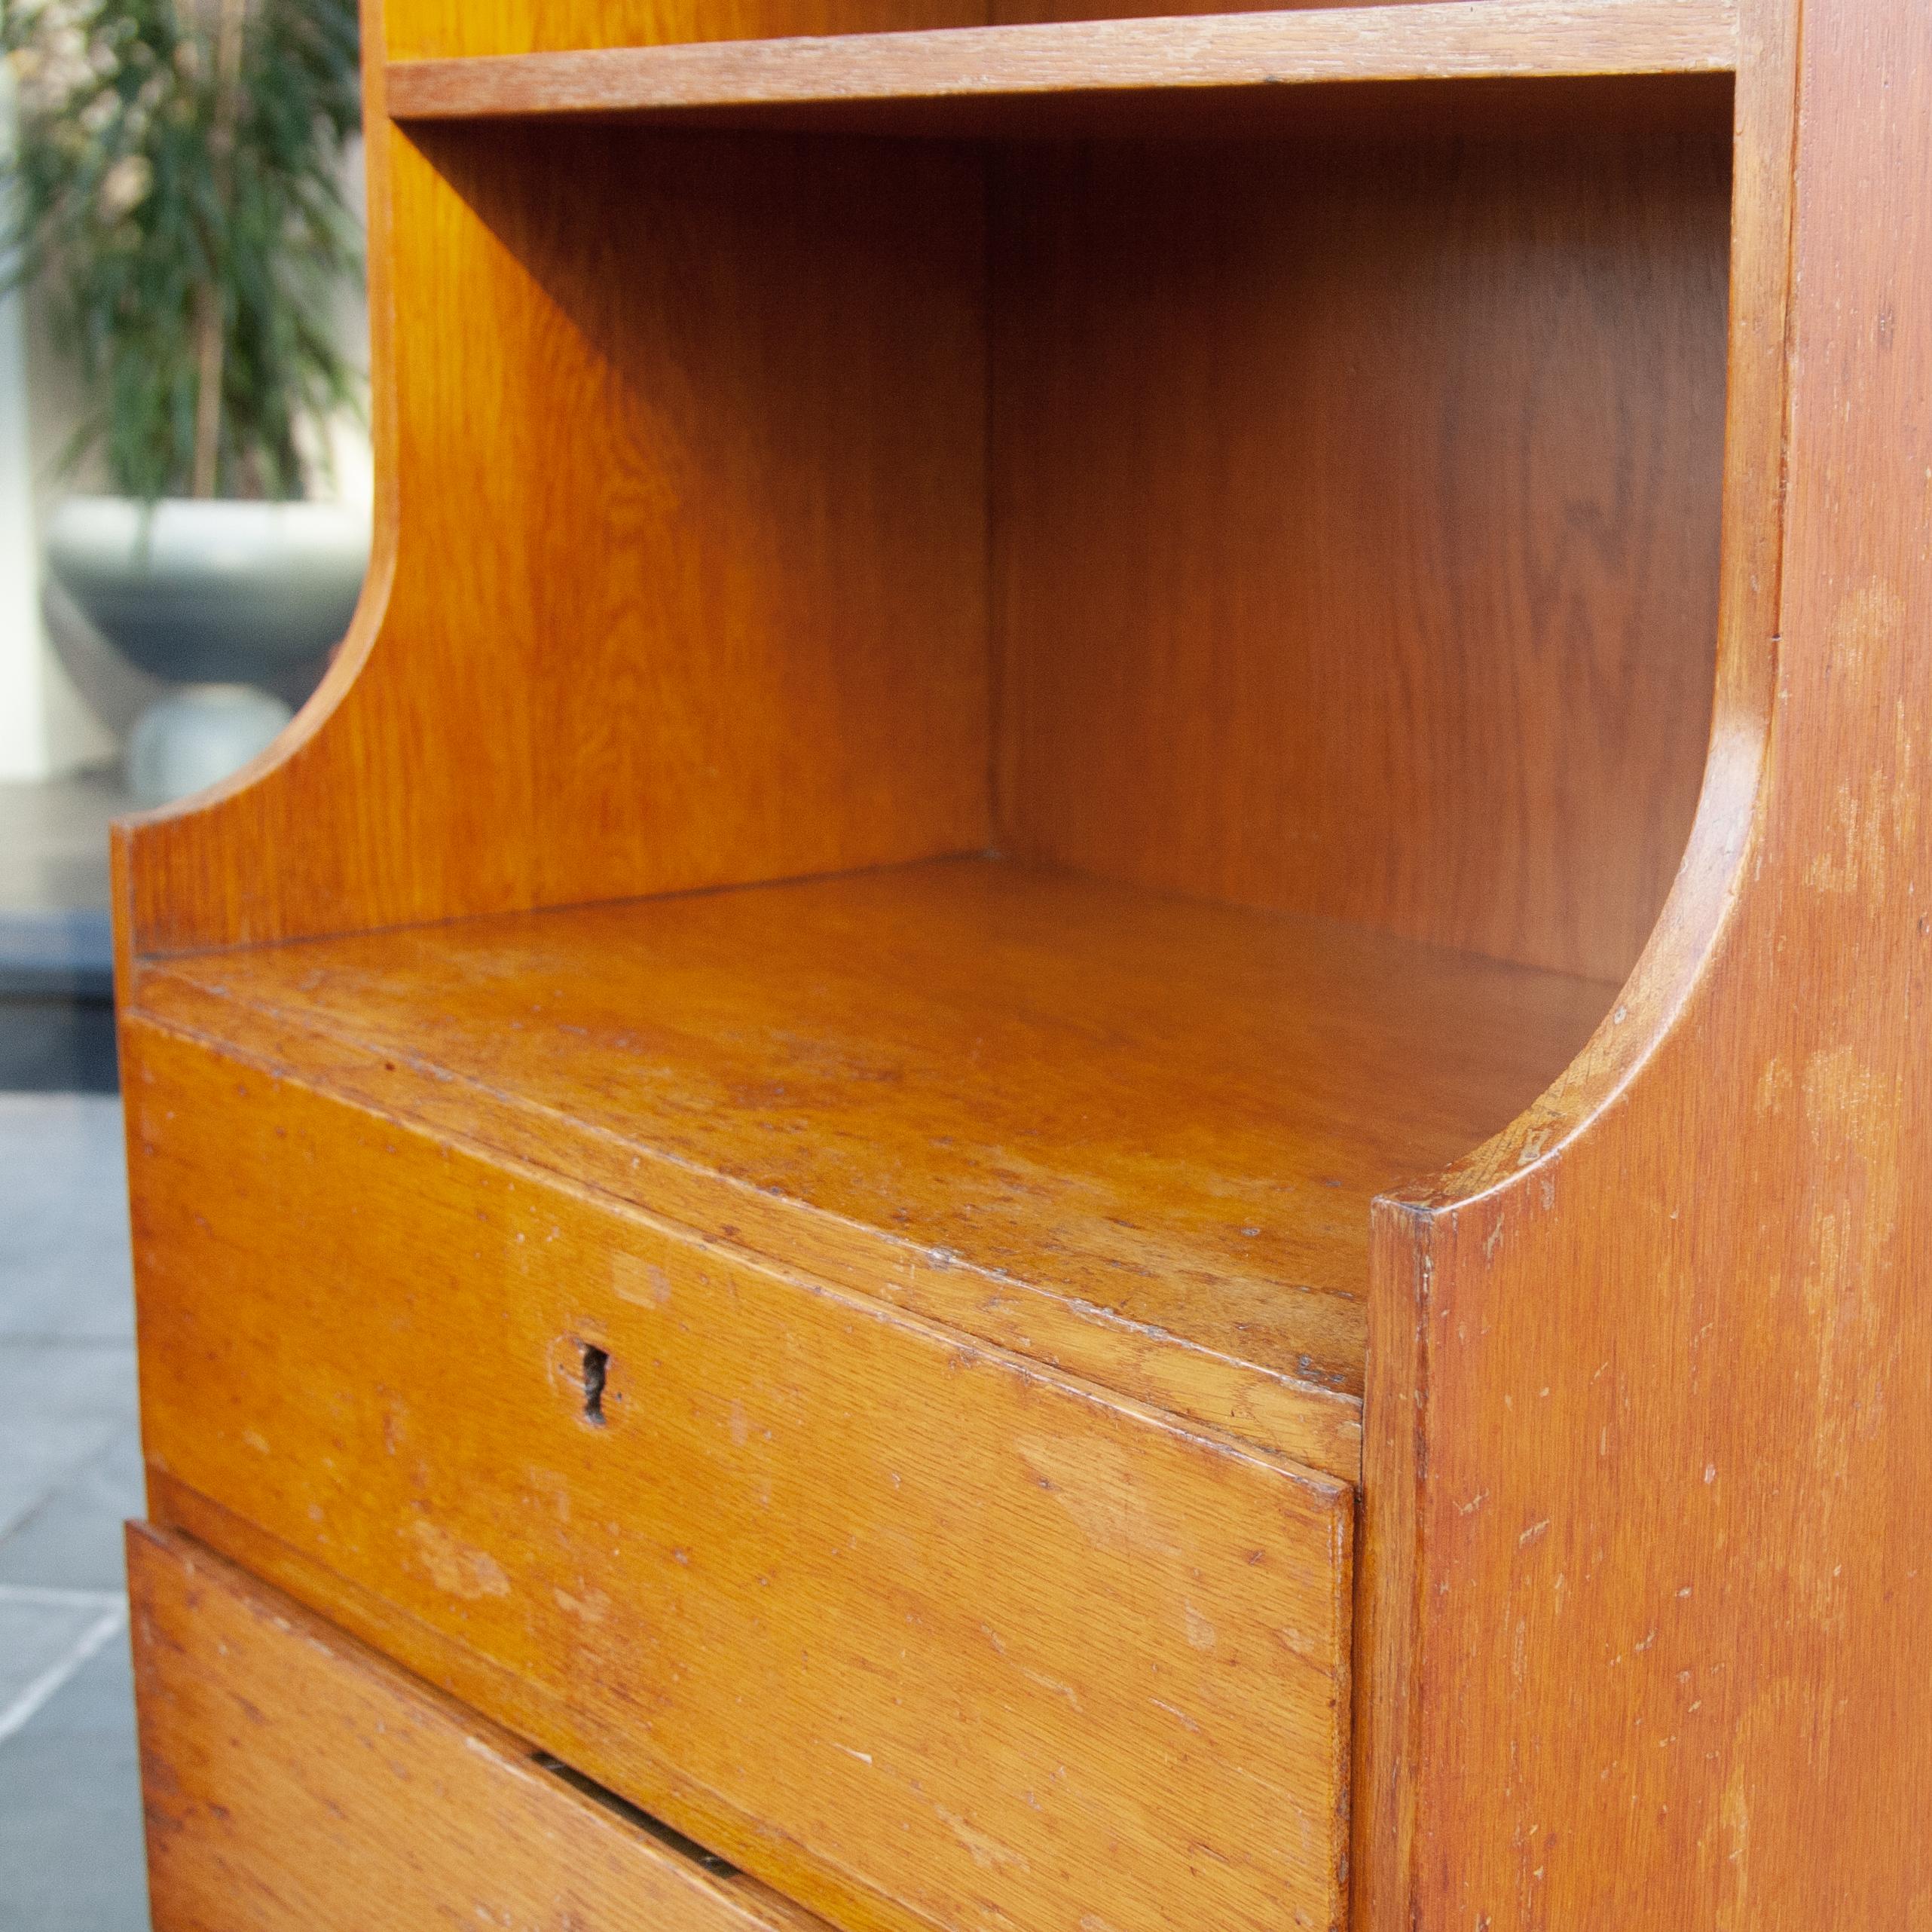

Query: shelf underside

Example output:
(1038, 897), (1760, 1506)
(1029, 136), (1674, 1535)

(387, 2), (1738, 139)
(133, 859), (1613, 1476)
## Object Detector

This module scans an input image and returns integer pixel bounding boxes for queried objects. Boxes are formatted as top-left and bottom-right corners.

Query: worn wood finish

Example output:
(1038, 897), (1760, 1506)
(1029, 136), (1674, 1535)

(994, 132), (1729, 983)
(132, 858), (1613, 1463)
(992, 0), (1421, 18)
(387, 3), (1738, 125)
(126, 1013), (1356, 1932)
(1354, 0), (1932, 1924)
(130, 1524), (829, 1932)
(115, 0), (1932, 1923)
(1349, 0), (1799, 1881)
(151, 1471), (1178, 1932)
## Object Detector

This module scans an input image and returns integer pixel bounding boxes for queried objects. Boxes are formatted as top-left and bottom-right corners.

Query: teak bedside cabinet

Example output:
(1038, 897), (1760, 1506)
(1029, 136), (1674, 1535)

(112, 1), (1932, 1926)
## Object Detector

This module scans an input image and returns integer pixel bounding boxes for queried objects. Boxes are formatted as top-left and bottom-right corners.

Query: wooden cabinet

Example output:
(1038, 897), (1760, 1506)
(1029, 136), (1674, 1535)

(117, 2), (1932, 1926)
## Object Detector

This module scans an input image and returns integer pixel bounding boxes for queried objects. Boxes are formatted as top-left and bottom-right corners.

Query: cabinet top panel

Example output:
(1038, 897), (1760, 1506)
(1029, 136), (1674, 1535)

(386, 2), (1737, 139)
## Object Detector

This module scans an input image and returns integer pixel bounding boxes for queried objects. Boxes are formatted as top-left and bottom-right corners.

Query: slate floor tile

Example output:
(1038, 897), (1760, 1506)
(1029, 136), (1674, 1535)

(0, 1090), (148, 1927)
(0, 1096), (132, 1344)
(0, 1428), (145, 1595)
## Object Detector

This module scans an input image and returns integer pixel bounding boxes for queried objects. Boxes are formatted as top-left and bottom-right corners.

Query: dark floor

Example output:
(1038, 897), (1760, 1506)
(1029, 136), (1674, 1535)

(0, 771), (124, 1093)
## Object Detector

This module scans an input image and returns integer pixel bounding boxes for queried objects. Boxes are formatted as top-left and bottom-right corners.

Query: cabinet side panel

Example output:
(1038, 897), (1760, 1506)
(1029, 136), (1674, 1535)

(121, 125), (990, 957)
(995, 136), (1729, 983)
(1363, 0), (1932, 1923)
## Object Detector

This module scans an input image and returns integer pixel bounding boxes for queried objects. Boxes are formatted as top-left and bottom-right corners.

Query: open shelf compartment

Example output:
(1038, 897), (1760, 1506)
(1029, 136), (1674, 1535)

(123, 32), (1735, 1483)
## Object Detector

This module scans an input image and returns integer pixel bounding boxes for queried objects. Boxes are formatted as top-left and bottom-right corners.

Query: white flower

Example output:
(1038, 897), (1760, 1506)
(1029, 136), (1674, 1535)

(11, 13), (99, 115)
(96, 149), (150, 219)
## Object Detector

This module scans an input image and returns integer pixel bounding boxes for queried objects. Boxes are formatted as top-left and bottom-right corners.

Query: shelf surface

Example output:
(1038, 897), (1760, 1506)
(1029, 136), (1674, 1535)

(387, 2), (1738, 136)
(132, 859), (1613, 1477)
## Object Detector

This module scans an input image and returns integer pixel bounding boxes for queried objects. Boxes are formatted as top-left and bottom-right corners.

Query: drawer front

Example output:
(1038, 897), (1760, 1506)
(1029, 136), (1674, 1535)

(128, 1523), (828, 1932)
(128, 1016), (1354, 1932)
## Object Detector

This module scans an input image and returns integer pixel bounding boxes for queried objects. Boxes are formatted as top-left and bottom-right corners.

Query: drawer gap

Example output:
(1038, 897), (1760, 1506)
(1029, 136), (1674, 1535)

(532, 1748), (741, 1878)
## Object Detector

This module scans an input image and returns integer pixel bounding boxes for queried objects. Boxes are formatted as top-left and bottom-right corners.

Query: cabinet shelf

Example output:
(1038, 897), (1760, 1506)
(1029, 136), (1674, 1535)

(133, 858), (1613, 1478)
(387, 1), (1738, 138)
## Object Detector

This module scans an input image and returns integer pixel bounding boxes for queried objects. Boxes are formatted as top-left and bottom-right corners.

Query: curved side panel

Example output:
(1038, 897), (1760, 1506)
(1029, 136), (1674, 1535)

(1359, 0), (1932, 1921)
(113, 17), (995, 965)
(110, 6), (403, 974)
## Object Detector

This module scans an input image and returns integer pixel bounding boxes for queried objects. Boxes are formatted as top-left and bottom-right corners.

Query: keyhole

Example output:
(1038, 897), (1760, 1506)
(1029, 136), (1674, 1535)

(580, 1343), (609, 1426)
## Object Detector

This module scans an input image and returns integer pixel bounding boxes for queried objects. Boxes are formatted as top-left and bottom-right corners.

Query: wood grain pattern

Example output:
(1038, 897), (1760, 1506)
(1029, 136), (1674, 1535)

(125, 1014), (1356, 1932)
(130, 1523), (830, 1932)
(117, 118), (989, 961)
(121, 48), (1729, 984)
(387, 3), (1739, 124)
(387, 0), (1435, 63)
(1355, 0), (1932, 1922)
(994, 132), (1729, 983)
(993, 0), (1420, 19)
(129, 858), (1613, 1463)
(385, 3), (986, 63)
(116, 0), (1932, 1923)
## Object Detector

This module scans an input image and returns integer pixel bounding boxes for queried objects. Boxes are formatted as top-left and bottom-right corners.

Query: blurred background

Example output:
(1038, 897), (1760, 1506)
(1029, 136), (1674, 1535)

(1, 4), (370, 1923)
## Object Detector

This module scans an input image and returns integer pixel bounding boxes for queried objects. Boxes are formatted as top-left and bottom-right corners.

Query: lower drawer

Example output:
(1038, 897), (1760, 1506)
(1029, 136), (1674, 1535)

(127, 1016), (1354, 1932)
(129, 1523), (827, 1932)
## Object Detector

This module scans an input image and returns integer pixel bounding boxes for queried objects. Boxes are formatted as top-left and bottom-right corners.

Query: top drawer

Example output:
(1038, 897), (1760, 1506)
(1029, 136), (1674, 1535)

(127, 1015), (1354, 1932)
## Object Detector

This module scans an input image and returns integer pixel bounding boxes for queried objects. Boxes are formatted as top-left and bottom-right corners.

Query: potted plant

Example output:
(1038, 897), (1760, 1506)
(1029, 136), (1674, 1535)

(3, 0), (369, 804)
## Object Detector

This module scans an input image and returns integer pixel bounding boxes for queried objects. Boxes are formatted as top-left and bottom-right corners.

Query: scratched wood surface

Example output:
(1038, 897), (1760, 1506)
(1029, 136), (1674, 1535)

(127, 1013), (1356, 1932)
(1355, 0), (1932, 1921)
(132, 858), (1614, 1475)
(114, 0), (1932, 1924)
(130, 1524), (830, 1932)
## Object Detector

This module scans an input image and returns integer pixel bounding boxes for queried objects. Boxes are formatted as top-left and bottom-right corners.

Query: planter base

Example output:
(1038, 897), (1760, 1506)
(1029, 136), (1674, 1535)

(126, 684), (292, 808)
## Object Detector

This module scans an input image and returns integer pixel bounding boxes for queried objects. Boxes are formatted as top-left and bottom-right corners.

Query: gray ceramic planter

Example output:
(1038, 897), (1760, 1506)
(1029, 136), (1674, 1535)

(44, 496), (371, 804)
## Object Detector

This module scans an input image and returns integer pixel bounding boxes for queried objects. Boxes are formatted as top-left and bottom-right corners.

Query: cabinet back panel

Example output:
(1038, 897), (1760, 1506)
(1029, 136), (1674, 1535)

(993, 136), (1730, 982)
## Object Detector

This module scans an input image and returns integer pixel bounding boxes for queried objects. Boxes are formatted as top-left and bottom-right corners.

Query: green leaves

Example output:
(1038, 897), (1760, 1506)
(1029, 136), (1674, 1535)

(2, 0), (363, 500)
